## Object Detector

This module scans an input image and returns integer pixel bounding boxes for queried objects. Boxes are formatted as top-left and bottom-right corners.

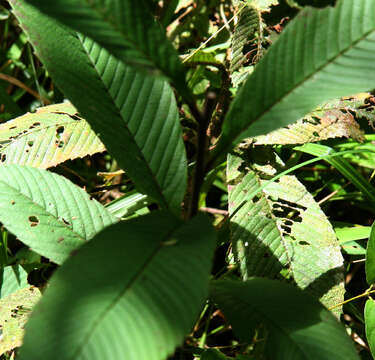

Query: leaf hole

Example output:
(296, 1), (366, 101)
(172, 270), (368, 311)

(27, 140), (34, 147)
(56, 126), (65, 137)
(28, 216), (39, 227)
(299, 241), (310, 246)
(62, 218), (71, 226)
(1, 154), (6, 162)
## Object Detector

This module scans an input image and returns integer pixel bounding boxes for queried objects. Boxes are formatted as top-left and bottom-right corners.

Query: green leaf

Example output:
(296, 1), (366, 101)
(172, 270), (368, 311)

(201, 349), (229, 360)
(0, 265), (28, 299)
(0, 165), (117, 265)
(366, 221), (375, 285)
(296, 143), (375, 203)
(211, 279), (359, 360)
(214, 0), (375, 161)
(10, 1), (188, 212)
(0, 102), (105, 168)
(227, 150), (344, 313)
(365, 299), (375, 358)
(105, 191), (150, 219)
(0, 286), (41, 355)
(18, 212), (216, 360)
(23, 0), (188, 95)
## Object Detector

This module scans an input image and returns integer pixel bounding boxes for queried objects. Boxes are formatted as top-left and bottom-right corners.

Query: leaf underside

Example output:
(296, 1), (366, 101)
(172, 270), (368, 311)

(211, 279), (359, 360)
(19, 212), (216, 360)
(0, 165), (117, 264)
(227, 150), (344, 313)
(0, 102), (105, 168)
(216, 0), (375, 159)
(0, 265), (28, 299)
(10, 1), (187, 212)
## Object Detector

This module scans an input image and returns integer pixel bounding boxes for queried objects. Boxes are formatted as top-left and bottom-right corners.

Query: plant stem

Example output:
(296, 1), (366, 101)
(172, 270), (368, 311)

(188, 91), (217, 218)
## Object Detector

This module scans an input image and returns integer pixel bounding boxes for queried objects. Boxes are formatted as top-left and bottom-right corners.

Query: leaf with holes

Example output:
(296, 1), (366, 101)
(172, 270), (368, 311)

(214, 0), (375, 162)
(0, 265), (29, 299)
(0, 165), (117, 265)
(253, 99), (365, 145)
(22, 0), (189, 97)
(18, 212), (216, 360)
(227, 150), (344, 314)
(10, 1), (187, 213)
(0, 286), (41, 355)
(211, 279), (359, 360)
(0, 102), (105, 168)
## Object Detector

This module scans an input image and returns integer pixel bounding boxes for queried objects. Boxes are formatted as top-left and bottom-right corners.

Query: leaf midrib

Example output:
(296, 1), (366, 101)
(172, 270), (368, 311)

(77, 34), (170, 210)
(70, 224), (181, 359)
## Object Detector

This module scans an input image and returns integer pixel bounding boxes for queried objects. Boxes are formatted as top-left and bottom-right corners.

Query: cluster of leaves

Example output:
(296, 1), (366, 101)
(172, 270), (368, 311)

(1, 0), (375, 359)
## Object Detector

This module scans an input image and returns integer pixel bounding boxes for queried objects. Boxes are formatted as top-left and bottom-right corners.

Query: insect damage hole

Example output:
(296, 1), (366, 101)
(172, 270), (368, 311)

(28, 215), (39, 227)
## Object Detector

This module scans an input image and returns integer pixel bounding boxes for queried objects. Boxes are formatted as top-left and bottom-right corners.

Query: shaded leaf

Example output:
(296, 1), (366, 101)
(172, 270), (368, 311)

(201, 349), (229, 360)
(230, 4), (261, 74)
(227, 150), (344, 313)
(214, 0), (375, 161)
(366, 299), (375, 359)
(0, 102), (105, 168)
(0, 286), (41, 355)
(18, 212), (216, 360)
(211, 279), (359, 360)
(366, 221), (375, 285)
(0, 265), (28, 299)
(10, 2), (187, 212)
(0, 165), (117, 264)
(23, 0), (188, 96)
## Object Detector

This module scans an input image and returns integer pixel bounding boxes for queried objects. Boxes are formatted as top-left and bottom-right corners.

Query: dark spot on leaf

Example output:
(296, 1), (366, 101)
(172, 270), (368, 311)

(62, 218), (71, 226)
(299, 241), (310, 246)
(1, 154), (6, 162)
(32, 122), (41, 127)
(11, 200), (15, 205)
(58, 237), (64, 243)
(9, 126), (17, 130)
(28, 215), (39, 227)
(70, 249), (79, 256)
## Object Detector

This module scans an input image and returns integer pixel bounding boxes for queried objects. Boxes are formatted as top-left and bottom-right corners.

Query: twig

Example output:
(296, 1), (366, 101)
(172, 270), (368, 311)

(0, 73), (50, 104)
(200, 207), (228, 216)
